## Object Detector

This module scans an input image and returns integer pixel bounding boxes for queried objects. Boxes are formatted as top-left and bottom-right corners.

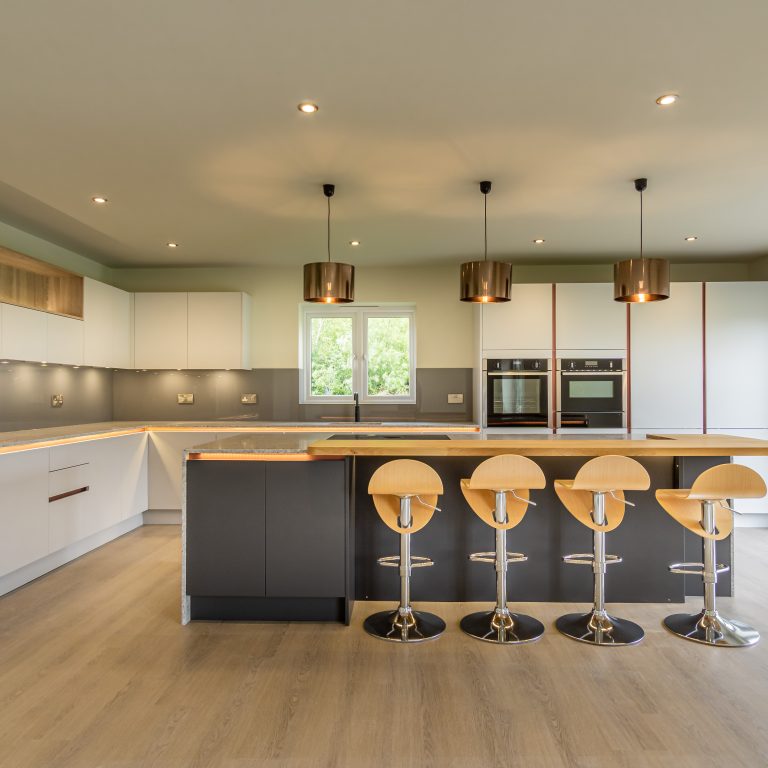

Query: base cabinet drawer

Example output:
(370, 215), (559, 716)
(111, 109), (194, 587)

(48, 488), (93, 552)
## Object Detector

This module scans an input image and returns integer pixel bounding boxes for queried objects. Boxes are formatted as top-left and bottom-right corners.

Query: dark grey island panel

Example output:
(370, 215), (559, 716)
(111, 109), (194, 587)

(185, 457), (352, 623)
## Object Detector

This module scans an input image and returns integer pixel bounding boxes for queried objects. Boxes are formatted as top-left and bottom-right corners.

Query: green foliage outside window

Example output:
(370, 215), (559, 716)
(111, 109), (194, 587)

(366, 317), (410, 396)
(310, 317), (353, 396)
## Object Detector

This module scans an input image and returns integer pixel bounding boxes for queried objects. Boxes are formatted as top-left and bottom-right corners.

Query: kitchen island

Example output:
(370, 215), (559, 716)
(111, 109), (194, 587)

(182, 432), (768, 624)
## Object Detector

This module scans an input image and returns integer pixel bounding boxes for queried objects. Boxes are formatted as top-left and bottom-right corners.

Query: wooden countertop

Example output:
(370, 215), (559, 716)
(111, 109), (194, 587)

(307, 434), (768, 457)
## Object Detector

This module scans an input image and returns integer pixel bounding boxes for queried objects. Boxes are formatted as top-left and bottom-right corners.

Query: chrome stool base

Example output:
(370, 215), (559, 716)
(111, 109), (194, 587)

(363, 609), (446, 643)
(663, 610), (760, 647)
(556, 610), (645, 646)
(460, 609), (544, 644)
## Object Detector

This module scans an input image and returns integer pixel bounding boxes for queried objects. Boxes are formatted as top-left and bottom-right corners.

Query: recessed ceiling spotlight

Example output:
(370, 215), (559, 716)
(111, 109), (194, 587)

(167, 242), (179, 248)
(297, 102), (319, 114)
(41, 361), (48, 367)
(349, 240), (360, 247)
(91, 196), (108, 204)
(0, 360), (8, 364)
(533, 238), (546, 244)
(656, 93), (679, 106)
(684, 235), (698, 241)
(72, 366), (80, 369)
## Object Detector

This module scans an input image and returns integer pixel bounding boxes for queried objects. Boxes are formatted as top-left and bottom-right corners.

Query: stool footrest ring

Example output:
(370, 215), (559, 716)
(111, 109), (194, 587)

(377, 554), (434, 568)
(669, 561), (729, 576)
(469, 551), (528, 565)
(562, 553), (623, 566)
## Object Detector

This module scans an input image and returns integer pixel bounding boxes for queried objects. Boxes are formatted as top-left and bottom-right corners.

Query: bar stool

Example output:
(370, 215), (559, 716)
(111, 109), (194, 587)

(364, 459), (445, 643)
(459, 455), (546, 644)
(555, 455), (650, 646)
(656, 463), (766, 647)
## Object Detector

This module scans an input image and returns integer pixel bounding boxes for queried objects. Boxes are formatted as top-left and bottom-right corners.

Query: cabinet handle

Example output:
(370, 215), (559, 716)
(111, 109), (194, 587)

(49, 486), (90, 503)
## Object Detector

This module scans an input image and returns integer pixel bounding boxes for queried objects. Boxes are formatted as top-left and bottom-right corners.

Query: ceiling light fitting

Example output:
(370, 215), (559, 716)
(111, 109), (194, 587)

(533, 238), (545, 244)
(349, 240), (360, 247)
(167, 242), (178, 248)
(684, 236), (698, 242)
(656, 93), (678, 106)
(613, 178), (670, 303)
(91, 196), (108, 204)
(298, 102), (319, 114)
(459, 181), (511, 303)
(303, 183), (355, 303)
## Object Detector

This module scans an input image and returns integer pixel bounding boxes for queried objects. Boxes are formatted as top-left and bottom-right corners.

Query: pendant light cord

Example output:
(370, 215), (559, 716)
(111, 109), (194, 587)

(483, 191), (488, 261)
(639, 186), (644, 259)
(327, 195), (331, 262)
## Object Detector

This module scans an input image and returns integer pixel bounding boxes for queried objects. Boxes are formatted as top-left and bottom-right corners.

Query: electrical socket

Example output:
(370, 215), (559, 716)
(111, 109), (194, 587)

(177, 393), (194, 404)
(240, 393), (258, 404)
(51, 394), (64, 408)
(447, 393), (464, 404)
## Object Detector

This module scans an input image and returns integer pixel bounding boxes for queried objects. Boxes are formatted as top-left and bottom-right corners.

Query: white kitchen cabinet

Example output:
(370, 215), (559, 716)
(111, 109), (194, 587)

(707, 429), (768, 519)
(0, 449), (50, 577)
(48, 461), (94, 552)
(187, 292), (251, 369)
(148, 431), (214, 510)
(134, 292), (189, 369)
(83, 277), (133, 369)
(121, 432), (149, 519)
(482, 283), (552, 353)
(630, 282), (703, 430)
(706, 282), (768, 429)
(555, 283), (627, 351)
(46, 313), (83, 365)
(0, 303), (47, 361)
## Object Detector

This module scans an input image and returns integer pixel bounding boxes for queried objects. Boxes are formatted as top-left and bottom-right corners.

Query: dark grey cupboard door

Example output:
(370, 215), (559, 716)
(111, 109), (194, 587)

(186, 461), (266, 596)
(265, 461), (346, 597)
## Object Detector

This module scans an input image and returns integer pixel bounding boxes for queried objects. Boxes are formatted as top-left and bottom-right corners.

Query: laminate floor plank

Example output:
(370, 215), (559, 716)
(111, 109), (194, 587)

(0, 526), (766, 767)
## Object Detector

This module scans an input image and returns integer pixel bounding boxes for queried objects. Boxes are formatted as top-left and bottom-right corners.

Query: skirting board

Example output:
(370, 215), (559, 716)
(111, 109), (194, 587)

(734, 514), (768, 528)
(144, 509), (182, 524)
(0, 513), (144, 598)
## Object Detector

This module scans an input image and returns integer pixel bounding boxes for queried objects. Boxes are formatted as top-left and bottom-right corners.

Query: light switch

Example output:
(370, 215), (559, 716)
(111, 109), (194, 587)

(447, 393), (464, 404)
(51, 394), (64, 408)
(177, 393), (194, 404)
(240, 393), (258, 404)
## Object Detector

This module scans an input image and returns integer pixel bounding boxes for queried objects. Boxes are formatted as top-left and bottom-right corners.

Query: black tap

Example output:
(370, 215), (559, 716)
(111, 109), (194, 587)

(353, 392), (360, 423)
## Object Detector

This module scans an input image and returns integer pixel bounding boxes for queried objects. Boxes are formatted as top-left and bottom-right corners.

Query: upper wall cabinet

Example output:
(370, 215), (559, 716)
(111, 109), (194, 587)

(134, 292), (189, 370)
(706, 281), (768, 429)
(134, 292), (251, 370)
(555, 283), (627, 351)
(46, 314), (84, 365)
(187, 292), (251, 370)
(0, 303), (47, 361)
(630, 282), (703, 431)
(83, 277), (133, 369)
(482, 283), (552, 352)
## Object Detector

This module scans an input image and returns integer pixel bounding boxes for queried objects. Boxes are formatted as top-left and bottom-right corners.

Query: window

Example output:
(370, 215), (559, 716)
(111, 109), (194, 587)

(301, 306), (416, 403)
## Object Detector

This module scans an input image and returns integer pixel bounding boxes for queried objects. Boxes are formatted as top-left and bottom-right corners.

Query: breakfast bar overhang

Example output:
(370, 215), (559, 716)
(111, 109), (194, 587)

(182, 433), (768, 624)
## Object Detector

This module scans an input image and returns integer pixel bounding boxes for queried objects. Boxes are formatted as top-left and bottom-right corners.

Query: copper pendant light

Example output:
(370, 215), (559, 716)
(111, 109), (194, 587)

(460, 181), (512, 302)
(303, 183), (355, 303)
(613, 178), (670, 303)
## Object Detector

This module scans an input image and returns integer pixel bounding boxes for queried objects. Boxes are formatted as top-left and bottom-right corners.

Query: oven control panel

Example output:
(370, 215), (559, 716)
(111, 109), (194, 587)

(487, 358), (550, 372)
(557, 358), (625, 372)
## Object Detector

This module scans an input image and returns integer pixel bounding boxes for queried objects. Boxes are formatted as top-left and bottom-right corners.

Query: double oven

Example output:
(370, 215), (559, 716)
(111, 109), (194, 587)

(485, 358), (551, 428)
(556, 358), (627, 429)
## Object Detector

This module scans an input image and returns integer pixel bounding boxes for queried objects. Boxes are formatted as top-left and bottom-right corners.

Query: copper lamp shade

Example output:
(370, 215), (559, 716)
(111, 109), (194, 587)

(459, 260), (512, 303)
(303, 261), (355, 304)
(613, 257), (670, 303)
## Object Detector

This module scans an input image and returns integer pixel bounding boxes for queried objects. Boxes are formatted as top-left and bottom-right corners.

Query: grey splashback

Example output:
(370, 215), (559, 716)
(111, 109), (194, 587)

(113, 368), (473, 423)
(0, 361), (113, 431)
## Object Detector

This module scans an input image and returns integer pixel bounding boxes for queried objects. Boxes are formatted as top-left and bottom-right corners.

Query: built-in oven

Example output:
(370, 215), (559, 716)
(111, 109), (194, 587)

(556, 358), (626, 429)
(485, 358), (551, 428)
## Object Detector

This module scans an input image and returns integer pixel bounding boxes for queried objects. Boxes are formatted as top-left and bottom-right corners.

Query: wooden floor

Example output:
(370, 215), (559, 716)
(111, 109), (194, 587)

(1, 528), (767, 768)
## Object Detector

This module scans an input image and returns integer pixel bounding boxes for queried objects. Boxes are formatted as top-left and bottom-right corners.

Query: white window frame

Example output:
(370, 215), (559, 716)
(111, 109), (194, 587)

(300, 304), (417, 404)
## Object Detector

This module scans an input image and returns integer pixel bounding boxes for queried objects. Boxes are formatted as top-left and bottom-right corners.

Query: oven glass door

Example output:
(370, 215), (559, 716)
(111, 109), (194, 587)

(559, 373), (624, 413)
(487, 373), (549, 426)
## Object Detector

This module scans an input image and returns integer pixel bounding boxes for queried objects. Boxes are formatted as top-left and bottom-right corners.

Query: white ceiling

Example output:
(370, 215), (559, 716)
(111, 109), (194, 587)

(0, 1), (767, 268)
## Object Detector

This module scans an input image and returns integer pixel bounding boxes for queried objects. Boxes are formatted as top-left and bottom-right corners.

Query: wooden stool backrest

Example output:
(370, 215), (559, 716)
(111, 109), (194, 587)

(570, 455), (651, 492)
(461, 455), (546, 530)
(556, 455), (649, 532)
(688, 463), (767, 501)
(368, 459), (443, 534)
